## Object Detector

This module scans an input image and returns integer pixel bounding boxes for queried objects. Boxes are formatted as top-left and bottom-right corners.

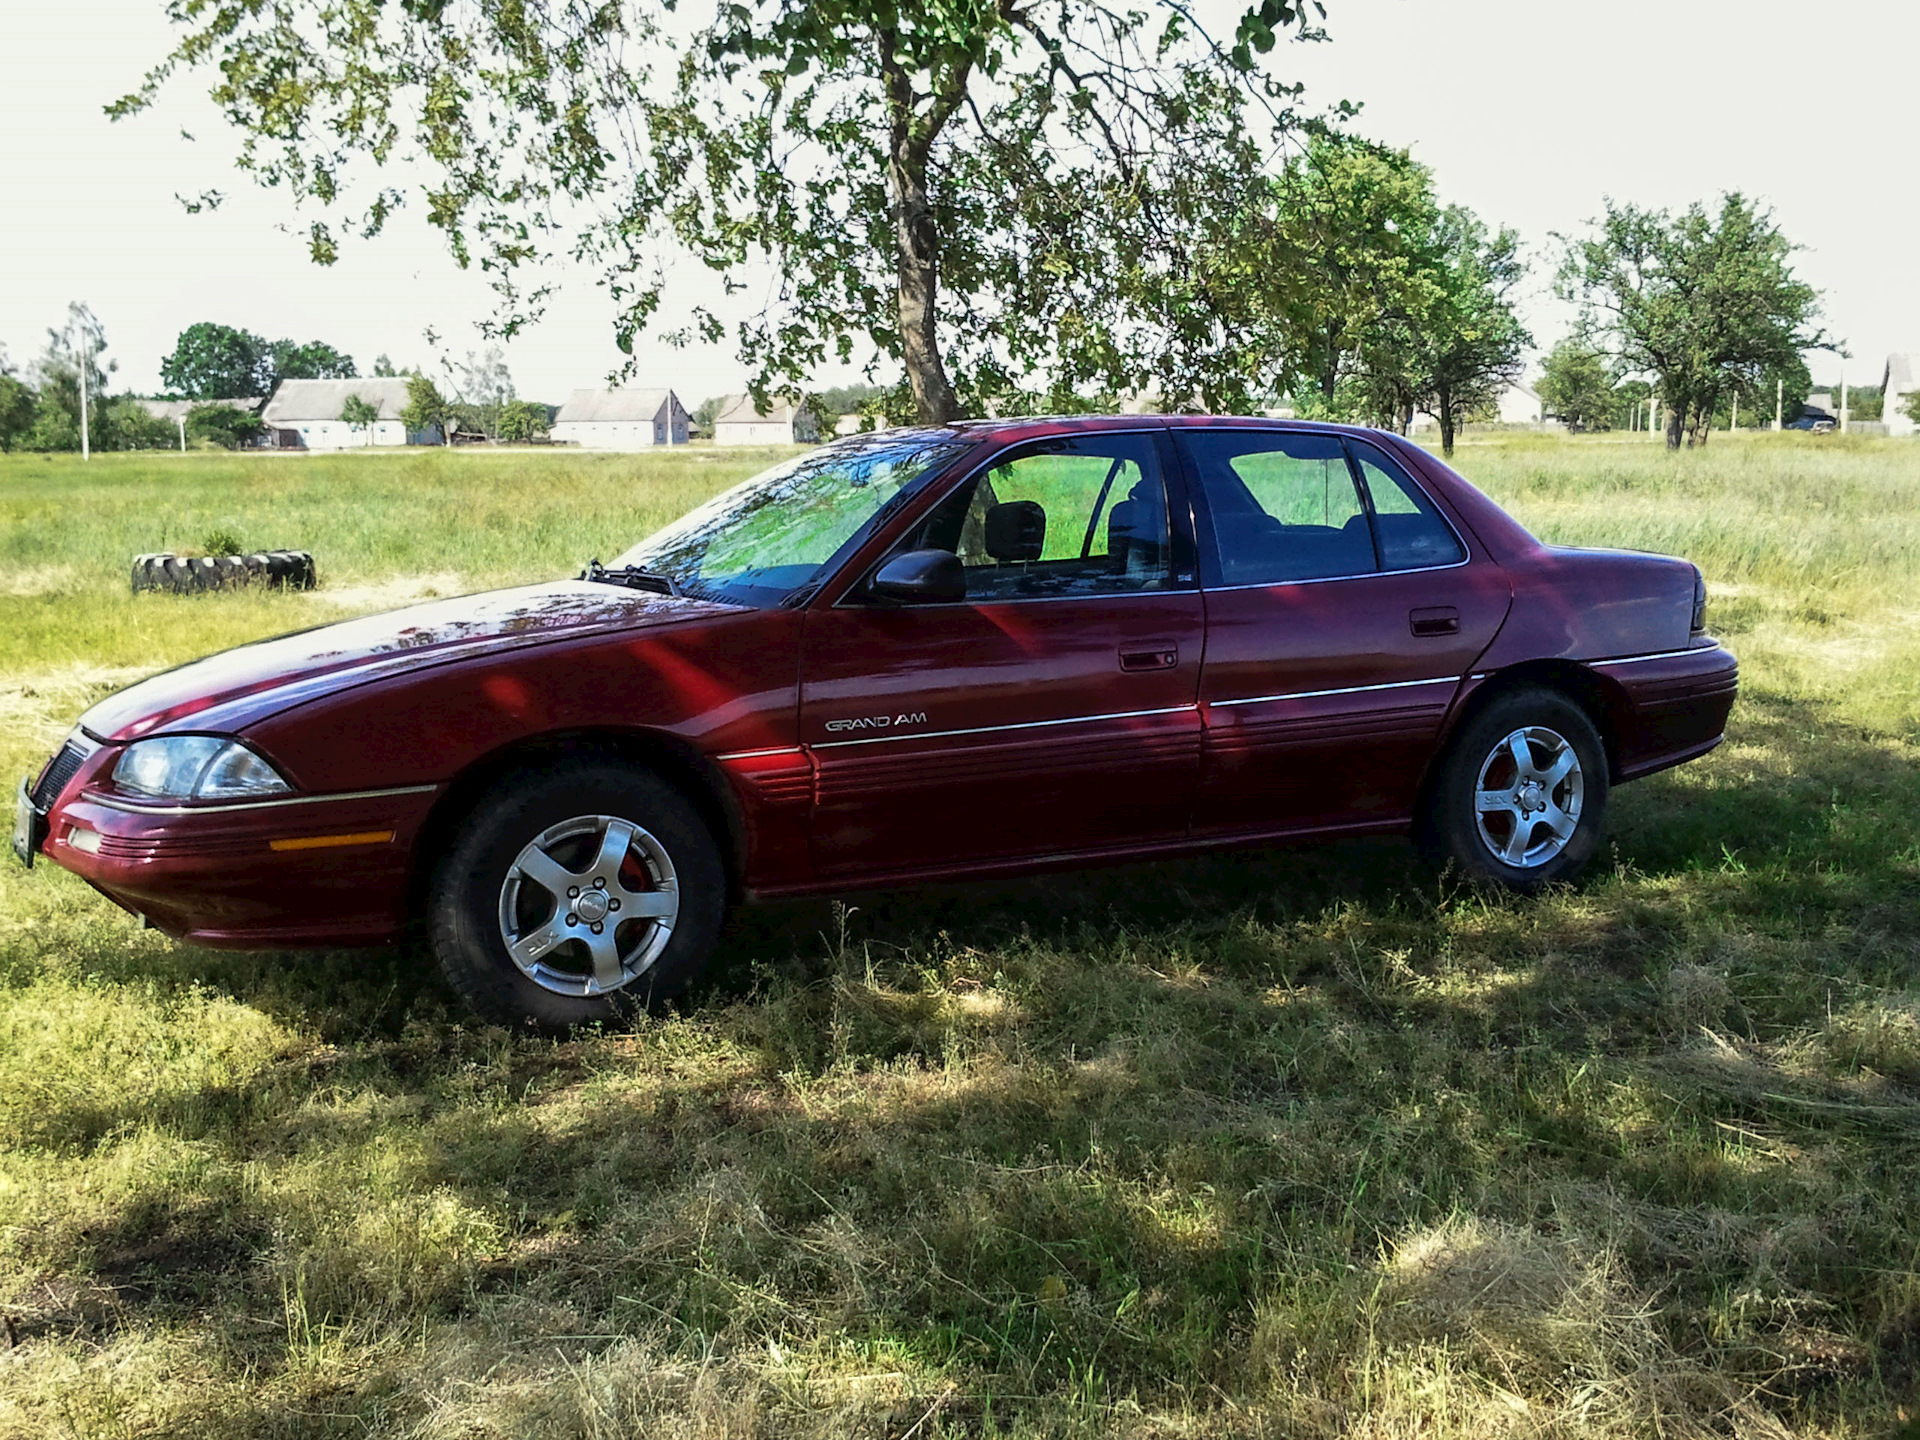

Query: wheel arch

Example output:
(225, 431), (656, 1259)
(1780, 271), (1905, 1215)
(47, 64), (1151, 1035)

(1423, 659), (1632, 806)
(404, 727), (748, 920)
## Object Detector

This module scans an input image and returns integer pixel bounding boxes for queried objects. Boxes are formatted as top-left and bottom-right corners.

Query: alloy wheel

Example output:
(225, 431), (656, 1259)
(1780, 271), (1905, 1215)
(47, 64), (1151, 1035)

(496, 814), (680, 997)
(1472, 725), (1585, 869)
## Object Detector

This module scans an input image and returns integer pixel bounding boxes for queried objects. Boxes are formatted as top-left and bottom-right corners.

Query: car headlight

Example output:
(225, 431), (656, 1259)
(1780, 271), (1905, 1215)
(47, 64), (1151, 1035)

(112, 737), (294, 801)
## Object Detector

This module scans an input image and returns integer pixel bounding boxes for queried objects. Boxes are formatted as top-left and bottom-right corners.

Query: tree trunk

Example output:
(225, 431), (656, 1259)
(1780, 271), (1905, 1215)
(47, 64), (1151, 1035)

(1436, 381), (1456, 457)
(1665, 402), (1684, 451)
(886, 120), (960, 424)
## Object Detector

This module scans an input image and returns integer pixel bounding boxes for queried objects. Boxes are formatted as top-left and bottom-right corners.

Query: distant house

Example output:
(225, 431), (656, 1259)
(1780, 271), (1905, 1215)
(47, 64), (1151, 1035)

(1495, 381), (1545, 426)
(713, 394), (821, 446)
(1882, 357), (1918, 437)
(261, 379), (440, 449)
(550, 388), (689, 449)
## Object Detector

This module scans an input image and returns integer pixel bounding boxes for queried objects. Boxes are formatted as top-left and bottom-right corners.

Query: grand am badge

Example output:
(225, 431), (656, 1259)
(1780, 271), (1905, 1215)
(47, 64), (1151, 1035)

(824, 711), (929, 734)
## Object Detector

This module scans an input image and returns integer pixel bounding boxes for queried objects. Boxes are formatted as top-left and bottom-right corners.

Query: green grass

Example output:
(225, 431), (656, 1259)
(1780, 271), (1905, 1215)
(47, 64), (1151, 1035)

(1, 434), (1917, 1437)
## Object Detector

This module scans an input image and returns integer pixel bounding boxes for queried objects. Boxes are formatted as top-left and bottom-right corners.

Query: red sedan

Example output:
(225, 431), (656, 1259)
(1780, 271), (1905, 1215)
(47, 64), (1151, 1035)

(16, 418), (1736, 1031)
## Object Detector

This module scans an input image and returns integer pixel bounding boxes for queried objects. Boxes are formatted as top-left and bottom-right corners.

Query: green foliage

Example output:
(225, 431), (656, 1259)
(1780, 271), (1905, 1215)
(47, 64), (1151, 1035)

(1558, 194), (1829, 449)
(185, 403), (267, 450)
(1536, 338), (1617, 432)
(159, 322), (268, 399)
(103, 398), (178, 451)
(117, 0), (1317, 424)
(264, 338), (356, 385)
(0, 374), (36, 451)
(1904, 389), (1920, 425)
(400, 375), (451, 443)
(496, 398), (548, 443)
(160, 323), (356, 399)
(199, 527), (244, 556)
(337, 393), (381, 444)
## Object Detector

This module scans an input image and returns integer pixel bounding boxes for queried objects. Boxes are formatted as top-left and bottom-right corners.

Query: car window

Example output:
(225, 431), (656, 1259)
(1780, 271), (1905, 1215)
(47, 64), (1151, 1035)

(615, 433), (967, 606)
(902, 433), (1172, 600)
(1347, 441), (1466, 571)
(1179, 431), (1378, 585)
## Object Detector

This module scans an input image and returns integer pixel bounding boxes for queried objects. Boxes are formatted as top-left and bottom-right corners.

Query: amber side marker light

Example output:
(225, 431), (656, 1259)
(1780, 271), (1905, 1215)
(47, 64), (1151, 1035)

(269, 830), (396, 853)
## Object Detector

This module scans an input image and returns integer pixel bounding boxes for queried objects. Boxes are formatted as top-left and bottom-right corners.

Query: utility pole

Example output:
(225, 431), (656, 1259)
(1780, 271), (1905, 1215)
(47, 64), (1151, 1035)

(177, 415), (187, 452)
(1730, 395), (1738, 432)
(1841, 371), (1849, 434)
(1775, 378), (1783, 430)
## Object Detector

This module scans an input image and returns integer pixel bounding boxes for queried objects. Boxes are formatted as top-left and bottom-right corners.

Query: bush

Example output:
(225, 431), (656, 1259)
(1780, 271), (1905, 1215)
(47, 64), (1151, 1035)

(185, 403), (267, 450)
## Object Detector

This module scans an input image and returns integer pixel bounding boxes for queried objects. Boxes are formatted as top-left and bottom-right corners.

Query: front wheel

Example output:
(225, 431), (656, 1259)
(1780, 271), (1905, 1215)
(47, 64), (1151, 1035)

(428, 761), (726, 1032)
(1422, 687), (1609, 891)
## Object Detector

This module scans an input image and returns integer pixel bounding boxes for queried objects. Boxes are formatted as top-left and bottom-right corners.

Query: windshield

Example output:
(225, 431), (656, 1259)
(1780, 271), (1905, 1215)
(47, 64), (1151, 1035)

(613, 433), (969, 607)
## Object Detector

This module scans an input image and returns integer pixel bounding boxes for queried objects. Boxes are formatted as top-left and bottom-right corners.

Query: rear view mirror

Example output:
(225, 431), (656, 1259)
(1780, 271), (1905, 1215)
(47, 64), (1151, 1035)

(869, 549), (966, 604)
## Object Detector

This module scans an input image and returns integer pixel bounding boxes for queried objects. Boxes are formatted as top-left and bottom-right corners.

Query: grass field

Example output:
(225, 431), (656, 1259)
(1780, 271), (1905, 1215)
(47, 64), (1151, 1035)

(1, 434), (1916, 1438)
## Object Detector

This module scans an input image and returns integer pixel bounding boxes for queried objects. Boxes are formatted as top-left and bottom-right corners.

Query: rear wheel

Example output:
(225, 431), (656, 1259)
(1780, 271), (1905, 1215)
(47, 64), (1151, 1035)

(1423, 686), (1608, 891)
(428, 761), (726, 1032)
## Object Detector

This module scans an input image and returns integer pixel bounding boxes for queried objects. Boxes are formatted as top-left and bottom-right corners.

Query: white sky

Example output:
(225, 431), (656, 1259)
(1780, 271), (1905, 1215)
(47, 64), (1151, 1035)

(2, 0), (1913, 401)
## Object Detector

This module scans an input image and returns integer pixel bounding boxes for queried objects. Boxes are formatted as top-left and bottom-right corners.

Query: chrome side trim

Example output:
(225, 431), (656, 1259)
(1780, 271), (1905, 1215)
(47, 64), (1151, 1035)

(1199, 554), (1473, 594)
(1208, 676), (1459, 709)
(81, 783), (440, 816)
(1591, 646), (1727, 668)
(811, 705), (1198, 750)
(713, 746), (807, 762)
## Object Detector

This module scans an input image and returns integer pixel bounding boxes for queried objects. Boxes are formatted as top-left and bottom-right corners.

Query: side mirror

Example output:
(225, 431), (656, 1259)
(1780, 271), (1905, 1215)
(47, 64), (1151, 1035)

(869, 549), (966, 605)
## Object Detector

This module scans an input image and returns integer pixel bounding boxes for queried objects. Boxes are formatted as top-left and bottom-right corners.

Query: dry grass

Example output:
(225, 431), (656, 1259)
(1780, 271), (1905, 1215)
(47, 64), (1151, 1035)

(0, 434), (1917, 1437)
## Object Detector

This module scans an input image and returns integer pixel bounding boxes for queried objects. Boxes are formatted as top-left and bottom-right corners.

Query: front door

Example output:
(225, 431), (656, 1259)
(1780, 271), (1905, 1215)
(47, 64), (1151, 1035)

(801, 429), (1205, 876)
(1177, 429), (1512, 835)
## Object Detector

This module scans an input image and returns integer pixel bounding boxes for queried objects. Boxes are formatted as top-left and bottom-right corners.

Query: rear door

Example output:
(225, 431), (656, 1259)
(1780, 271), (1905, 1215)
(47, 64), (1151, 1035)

(800, 428), (1206, 876)
(1176, 429), (1511, 835)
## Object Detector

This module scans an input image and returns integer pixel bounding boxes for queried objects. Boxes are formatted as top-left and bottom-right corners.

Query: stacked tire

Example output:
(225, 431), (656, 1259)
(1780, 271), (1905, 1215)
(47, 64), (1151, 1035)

(131, 551), (318, 594)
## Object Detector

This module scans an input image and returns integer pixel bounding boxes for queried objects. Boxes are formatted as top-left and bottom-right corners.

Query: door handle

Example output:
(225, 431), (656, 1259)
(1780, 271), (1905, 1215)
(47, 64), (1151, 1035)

(1410, 606), (1460, 637)
(1119, 645), (1178, 672)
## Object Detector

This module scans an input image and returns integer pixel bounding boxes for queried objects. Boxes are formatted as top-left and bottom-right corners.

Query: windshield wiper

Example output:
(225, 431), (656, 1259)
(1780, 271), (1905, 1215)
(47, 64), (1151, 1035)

(580, 559), (681, 597)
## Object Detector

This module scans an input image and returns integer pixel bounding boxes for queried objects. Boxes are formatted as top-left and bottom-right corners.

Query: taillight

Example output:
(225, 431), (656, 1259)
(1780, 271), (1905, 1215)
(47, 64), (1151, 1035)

(1690, 569), (1707, 634)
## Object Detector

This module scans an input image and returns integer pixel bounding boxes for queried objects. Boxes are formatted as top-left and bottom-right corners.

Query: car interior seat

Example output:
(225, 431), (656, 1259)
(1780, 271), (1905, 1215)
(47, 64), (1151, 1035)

(983, 500), (1046, 563)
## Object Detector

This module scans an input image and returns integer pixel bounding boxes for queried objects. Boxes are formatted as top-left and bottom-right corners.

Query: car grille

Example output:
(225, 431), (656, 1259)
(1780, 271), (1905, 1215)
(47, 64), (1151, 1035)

(32, 739), (90, 810)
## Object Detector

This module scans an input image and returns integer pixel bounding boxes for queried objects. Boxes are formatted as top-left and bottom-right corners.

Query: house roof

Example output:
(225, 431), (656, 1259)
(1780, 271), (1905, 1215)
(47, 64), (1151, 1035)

(553, 388), (680, 424)
(1884, 354), (1918, 395)
(263, 378), (415, 424)
(138, 397), (264, 422)
(714, 393), (809, 426)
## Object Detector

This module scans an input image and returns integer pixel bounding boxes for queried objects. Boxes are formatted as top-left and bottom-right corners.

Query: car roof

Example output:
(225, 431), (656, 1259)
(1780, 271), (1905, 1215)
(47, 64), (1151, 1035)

(869, 414), (1393, 447)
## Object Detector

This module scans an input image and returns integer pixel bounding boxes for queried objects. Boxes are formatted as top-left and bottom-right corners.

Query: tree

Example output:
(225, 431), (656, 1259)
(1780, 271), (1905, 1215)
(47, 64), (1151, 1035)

(1558, 194), (1830, 449)
(186, 403), (267, 449)
(1536, 338), (1617, 432)
(104, 398), (180, 450)
(399, 376), (452, 445)
(116, 0), (1322, 424)
(24, 305), (115, 452)
(0, 349), (34, 453)
(497, 399), (549, 444)
(1904, 390), (1920, 427)
(452, 347), (515, 441)
(266, 340), (357, 386)
(339, 394), (381, 446)
(160, 322), (271, 399)
(1264, 135), (1443, 407)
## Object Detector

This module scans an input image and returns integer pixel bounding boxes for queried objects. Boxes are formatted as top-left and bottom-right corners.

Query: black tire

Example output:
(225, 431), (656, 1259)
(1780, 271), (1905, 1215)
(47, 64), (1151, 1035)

(1421, 685), (1609, 892)
(428, 761), (727, 1033)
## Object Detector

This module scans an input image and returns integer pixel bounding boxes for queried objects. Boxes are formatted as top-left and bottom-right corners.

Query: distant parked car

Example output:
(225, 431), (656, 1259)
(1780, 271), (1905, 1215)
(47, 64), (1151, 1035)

(1785, 407), (1837, 433)
(17, 418), (1737, 1032)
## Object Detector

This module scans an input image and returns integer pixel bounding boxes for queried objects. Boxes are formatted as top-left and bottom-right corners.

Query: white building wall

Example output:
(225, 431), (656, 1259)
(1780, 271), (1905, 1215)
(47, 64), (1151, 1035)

(294, 419), (417, 449)
(715, 421), (796, 446)
(553, 420), (669, 450)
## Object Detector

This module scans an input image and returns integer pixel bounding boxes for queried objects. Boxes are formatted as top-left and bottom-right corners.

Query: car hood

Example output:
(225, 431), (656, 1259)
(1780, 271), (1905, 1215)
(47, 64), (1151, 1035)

(81, 581), (736, 742)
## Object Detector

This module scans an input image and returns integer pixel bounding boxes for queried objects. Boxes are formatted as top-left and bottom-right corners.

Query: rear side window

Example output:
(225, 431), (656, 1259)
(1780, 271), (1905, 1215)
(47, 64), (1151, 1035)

(1348, 441), (1466, 570)
(1178, 431), (1378, 585)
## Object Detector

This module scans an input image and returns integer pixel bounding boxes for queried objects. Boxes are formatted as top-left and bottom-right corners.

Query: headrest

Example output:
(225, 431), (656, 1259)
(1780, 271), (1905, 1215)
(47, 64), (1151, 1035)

(984, 500), (1046, 562)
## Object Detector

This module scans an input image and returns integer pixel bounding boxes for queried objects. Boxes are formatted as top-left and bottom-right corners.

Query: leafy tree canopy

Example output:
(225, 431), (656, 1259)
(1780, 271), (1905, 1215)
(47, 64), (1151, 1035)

(115, 0), (1327, 423)
(1557, 194), (1830, 449)
(160, 323), (358, 398)
(1535, 338), (1616, 432)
